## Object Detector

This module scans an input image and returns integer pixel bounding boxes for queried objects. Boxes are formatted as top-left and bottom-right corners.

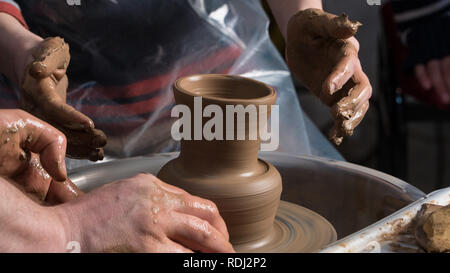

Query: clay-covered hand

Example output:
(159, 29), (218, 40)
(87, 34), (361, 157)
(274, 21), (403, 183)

(0, 109), (83, 204)
(55, 173), (235, 253)
(20, 37), (106, 161)
(286, 9), (372, 145)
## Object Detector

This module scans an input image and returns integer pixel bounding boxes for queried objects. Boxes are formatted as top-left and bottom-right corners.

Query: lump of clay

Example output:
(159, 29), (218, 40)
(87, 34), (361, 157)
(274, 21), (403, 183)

(414, 204), (450, 253)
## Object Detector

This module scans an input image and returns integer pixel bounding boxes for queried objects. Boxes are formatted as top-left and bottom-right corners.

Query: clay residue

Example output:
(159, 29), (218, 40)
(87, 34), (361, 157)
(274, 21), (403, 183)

(295, 8), (361, 39)
(380, 218), (406, 241)
(374, 203), (450, 253)
(29, 37), (70, 78)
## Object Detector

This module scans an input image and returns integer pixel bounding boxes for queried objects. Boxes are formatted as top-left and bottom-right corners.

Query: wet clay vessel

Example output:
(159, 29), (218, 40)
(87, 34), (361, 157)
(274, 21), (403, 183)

(158, 74), (336, 252)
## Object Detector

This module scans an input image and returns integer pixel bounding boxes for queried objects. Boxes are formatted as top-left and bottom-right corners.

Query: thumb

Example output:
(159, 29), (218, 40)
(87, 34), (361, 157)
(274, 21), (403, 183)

(46, 179), (84, 205)
(29, 37), (70, 79)
(289, 8), (361, 40)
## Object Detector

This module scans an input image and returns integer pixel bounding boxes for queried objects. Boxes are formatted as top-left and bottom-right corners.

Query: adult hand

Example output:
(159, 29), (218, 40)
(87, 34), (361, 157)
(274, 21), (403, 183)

(55, 173), (234, 253)
(286, 9), (372, 145)
(0, 109), (82, 204)
(414, 56), (450, 105)
(19, 37), (106, 161)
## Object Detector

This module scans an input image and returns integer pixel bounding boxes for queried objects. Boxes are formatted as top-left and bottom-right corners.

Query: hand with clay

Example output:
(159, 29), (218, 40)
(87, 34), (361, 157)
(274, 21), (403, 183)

(0, 13), (105, 161)
(54, 173), (234, 253)
(0, 109), (83, 204)
(284, 8), (372, 145)
(19, 37), (107, 161)
(0, 111), (231, 252)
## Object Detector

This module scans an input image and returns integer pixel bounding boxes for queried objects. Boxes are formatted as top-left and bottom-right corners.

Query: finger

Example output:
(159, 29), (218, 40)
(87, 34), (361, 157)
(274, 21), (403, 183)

(60, 127), (107, 149)
(55, 124), (106, 161)
(53, 69), (66, 81)
(11, 153), (52, 203)
(323, 55), (356, 95)
(328, 70), (371, 145)
(22, 74), (105, 162)
(290, 9), (361, 40)
(332, 71), (372, 120)
(175, 195), (229, 241)
(328, 123), (344, 146)
(341, 101), (370, 136)
(29, 37), (70, 79)
(55, 74), (68, 101)
(165, 212), (235, 253)
(328, 101), (369, 145)
(427, 60), (450, 103)
(16, 111), (68, 181)
(17, 99), (105, 162)
(66, 144), (104, 161)
(45, 178), (84, 205)
(36, 77), (95, 131)
(151, 175), (189, 195)
(414, 64), (432, 90)
(150, 176), (229, 240)
(440, 56), (450, 92)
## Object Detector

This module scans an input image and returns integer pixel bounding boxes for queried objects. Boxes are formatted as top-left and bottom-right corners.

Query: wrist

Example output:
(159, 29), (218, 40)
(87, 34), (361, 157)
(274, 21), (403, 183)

(0, 204), (67, 252)
(0, 177), (67, 252)
(34, 206), (69, 252)
(52, 203), (87, 253)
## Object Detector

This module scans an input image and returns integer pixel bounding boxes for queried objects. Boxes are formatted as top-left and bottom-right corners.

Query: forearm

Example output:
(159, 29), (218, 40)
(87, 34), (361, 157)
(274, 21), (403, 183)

(0, 177), (65, 252)
(0, 12), (42, 85)
(267, 0), (322, 38)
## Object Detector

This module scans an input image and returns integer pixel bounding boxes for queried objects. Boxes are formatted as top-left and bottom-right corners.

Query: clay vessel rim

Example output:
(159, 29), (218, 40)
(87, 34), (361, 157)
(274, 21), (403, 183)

(174, 74), (277, 105)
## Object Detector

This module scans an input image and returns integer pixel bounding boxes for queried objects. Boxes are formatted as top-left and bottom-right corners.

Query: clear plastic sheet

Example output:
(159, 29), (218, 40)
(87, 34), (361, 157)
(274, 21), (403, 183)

(0, 0), (342, 170)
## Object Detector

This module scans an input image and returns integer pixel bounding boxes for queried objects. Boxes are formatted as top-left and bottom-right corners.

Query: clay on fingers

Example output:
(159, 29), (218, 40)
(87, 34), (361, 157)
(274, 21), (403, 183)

(329, 90), (370, 144)
(59, 126), (106, 161)
(29, 37), (70, 79)
(66, 145), (104, 161)
(341, 101), (369, 135)
(26, 67), (93, 131)
(286, 9), (369, 146)
(288, 8), (361, 40)
(15, 103), (105, 162)
(20, 37), (107, 161)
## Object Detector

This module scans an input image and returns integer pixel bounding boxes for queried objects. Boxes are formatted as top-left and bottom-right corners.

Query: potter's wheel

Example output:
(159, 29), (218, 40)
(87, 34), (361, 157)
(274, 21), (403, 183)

(69, 152), (424, 252)
(235, 201), (337, 253)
